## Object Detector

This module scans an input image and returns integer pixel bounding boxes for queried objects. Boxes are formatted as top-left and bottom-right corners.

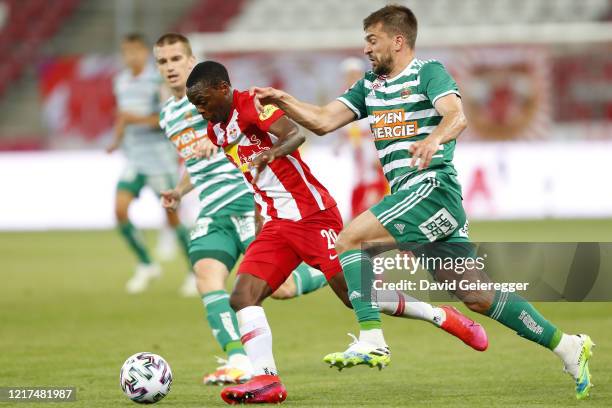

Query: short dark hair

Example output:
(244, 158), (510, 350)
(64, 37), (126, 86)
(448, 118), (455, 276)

(186, 61), (231, 89)
(122, 32), (148, 46)
(363, 4), (418, 48)
(155, 32), (193, 56)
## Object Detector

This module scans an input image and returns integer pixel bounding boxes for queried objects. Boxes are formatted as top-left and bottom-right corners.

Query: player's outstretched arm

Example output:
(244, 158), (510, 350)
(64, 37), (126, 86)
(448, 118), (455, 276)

(252, 87), (355, 136)
(120, 112), (161, 128)
(409, 94), (467, 170)
(250, 116), (305, 183)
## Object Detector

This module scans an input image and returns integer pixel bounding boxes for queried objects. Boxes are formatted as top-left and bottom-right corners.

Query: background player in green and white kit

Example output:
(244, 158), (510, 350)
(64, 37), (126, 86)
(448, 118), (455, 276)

(153, 33), (327, 385)
(253, 5), (594, 400)
(106, 33), (194, 295)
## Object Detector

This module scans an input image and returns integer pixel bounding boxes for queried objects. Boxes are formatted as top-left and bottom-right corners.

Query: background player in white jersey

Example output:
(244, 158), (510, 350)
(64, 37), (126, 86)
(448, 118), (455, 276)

(253, 5), (594, 399)
(153, 33), (328, 385)
(106, 33), (194, 295)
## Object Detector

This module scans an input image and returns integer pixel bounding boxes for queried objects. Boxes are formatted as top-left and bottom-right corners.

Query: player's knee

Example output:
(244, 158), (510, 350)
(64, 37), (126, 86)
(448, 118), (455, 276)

(229, 290), (255, 312)
(115, 205), (129, 223)
(193, 259), (228, 293)
(270, 286), (293, 300)
(335, 231), (359, 255)
(270, 278), (296, 300)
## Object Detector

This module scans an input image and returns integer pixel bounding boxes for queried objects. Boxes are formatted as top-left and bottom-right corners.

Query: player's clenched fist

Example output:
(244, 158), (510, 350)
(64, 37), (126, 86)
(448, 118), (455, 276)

(160, 189), (181, 211)
(250, 150), (277, 184)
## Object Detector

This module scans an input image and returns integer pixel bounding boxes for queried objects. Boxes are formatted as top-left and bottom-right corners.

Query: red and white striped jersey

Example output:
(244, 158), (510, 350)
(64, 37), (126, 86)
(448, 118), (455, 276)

(207, 90), (336, 222)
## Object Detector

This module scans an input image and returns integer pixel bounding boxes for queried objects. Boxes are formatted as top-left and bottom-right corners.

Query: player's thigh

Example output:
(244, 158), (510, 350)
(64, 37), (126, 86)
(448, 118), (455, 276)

(270, 276), (296, 300)
(189, 216), (242, 279)
(238, 221), (302, 294)
(335, 209), (395, 254)
(284, 206), (346, 281)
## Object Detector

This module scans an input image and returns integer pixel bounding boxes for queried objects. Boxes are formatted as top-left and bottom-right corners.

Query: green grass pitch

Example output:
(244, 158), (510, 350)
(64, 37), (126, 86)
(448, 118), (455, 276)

(1, 219), (611, 407)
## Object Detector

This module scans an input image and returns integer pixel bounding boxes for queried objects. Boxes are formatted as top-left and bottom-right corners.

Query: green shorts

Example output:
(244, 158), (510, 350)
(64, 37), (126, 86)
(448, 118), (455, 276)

(117, 165), (178, 197)
(371, 172), (469, 244)
(188, 214), (255, 270)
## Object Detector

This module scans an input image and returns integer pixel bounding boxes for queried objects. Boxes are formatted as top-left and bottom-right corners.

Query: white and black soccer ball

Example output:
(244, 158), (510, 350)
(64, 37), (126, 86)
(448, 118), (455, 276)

(120, 352), (173, 404)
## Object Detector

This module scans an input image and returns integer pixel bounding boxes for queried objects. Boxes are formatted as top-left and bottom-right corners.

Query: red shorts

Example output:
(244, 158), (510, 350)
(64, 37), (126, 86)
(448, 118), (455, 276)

(238, 206), (344, 291)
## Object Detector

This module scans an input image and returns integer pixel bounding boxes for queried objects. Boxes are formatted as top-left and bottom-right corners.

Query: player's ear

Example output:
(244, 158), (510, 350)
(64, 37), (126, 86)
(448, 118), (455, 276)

(187, 54), (196, 69)
(394, 34), (404, 51)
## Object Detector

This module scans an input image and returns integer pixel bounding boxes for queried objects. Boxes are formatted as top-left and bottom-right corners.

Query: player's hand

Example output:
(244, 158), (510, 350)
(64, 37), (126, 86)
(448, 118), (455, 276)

(106, 140), (121, 154)
(160, 189), (181, 211)
(409, 136), (441, 170)
(250, 149), (276, 184)
(250, 86), (284, 114)
(193, 138), (217, 159)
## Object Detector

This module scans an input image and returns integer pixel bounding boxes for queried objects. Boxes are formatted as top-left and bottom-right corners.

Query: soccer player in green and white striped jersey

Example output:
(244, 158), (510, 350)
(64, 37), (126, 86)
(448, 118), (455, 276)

(153, 33), (327, 385)
(106, 33), (193, 295)
(253, 5), (594, 399)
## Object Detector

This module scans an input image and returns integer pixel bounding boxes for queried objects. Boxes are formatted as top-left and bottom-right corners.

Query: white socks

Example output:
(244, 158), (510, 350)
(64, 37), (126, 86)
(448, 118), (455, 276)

(236, 306), (278, 376)
(227, 353), (253, 373)
(553, 333), (578, 375)
(359, 328), (388, 348)
(376, 290), (444, 326)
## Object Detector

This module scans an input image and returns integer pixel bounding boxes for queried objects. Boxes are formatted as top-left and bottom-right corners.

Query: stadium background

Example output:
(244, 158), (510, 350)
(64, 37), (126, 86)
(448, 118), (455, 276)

(1, 0), (611, 406)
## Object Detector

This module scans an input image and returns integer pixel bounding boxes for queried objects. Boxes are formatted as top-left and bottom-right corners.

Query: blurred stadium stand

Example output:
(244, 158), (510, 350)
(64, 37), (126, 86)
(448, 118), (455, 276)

(0, 0), (610, 150)
(230, 0), (611, 32)
(0, 0), (196, 149)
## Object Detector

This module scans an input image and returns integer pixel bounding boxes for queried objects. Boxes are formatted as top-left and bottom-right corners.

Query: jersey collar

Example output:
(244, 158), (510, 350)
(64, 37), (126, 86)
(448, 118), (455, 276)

(385, 58), (417, 83)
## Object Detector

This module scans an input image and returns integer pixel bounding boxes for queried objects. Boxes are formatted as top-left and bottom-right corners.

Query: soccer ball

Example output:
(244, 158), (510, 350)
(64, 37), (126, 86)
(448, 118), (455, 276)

(120, 352), (173, 404)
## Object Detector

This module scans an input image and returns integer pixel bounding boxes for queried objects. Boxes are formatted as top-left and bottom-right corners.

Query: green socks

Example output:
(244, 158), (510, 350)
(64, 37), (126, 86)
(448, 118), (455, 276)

(339, 250), (381, 330)
(292, 264), (327, 296)
(202, 290), (246, 357)
(486, 290), (562, 349)
(118, 221), (152, 264)
(173, 224), (191, 259)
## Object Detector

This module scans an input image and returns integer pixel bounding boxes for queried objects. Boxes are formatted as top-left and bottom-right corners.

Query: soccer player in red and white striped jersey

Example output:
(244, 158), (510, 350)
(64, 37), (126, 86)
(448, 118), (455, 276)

(186, 61), (354, 404)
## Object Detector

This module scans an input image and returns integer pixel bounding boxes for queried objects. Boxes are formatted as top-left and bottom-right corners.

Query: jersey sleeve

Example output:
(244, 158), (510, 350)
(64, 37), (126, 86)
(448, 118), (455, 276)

(159, 109), (166, 131)
(336, 78), (368, 120)
(419, 61), (460, 105)
(240, 92), (285, 132)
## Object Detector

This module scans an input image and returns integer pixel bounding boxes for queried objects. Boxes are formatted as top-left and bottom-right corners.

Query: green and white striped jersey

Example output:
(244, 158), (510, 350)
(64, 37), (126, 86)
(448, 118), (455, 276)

(337, 59), (461, 195)
(159, 95), (253, 217)
(113, 64), (178, 175)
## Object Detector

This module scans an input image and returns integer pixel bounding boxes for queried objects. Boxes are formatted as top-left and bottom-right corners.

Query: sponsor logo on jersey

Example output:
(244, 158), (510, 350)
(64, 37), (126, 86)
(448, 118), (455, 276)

(170, 127), (205, 159)
(258, 104), (279, 121)
(371, 109), (419, 141)
(223, 135), (272, 173)
(418, 208), (458, 242)
(400, 83), (412, 99)
(394, 223), (405, 234)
